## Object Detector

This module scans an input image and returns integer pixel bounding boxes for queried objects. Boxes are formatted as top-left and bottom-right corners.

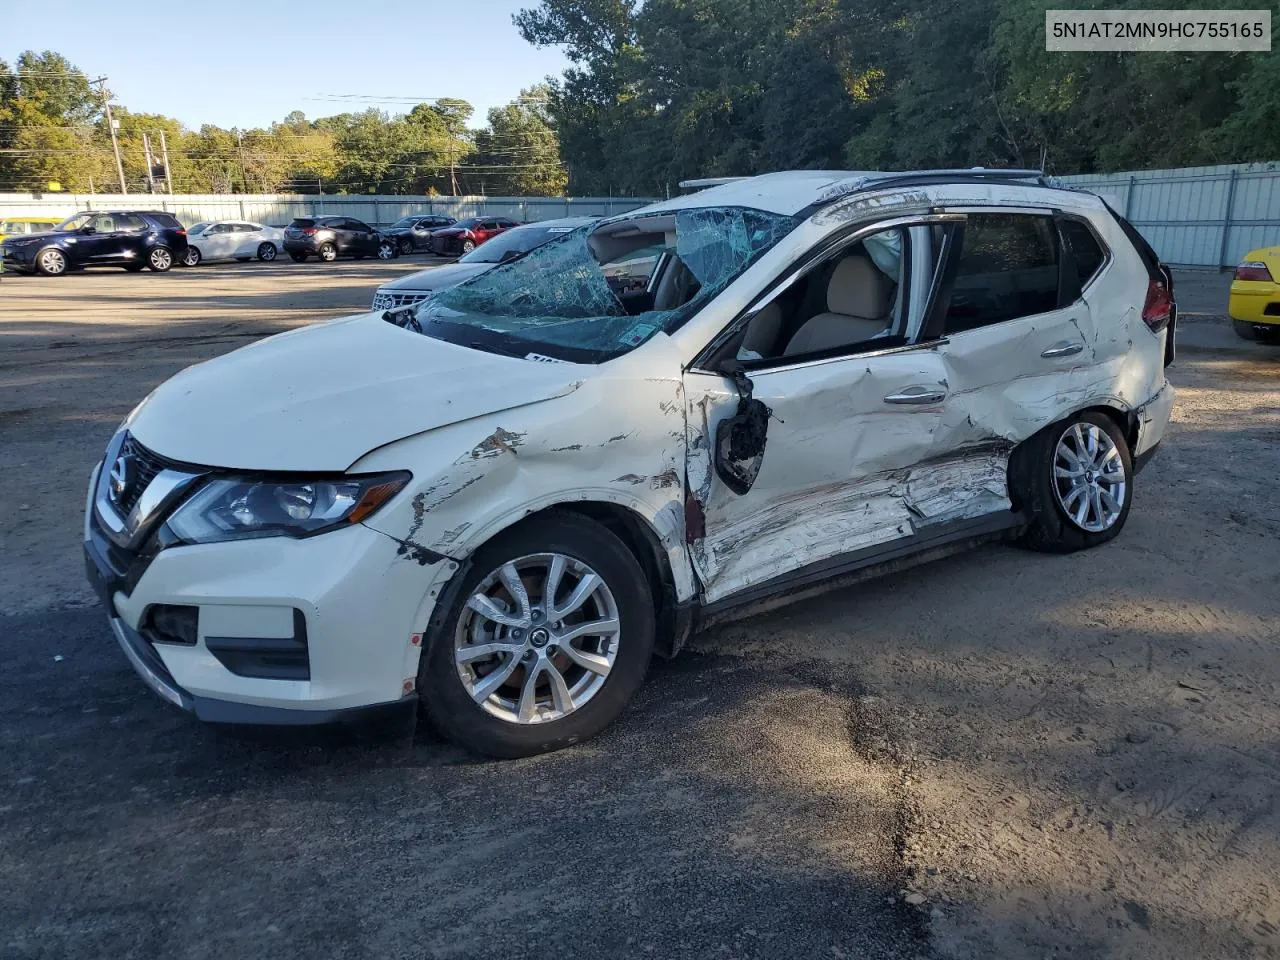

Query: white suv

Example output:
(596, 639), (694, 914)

(84, 169), (1176, 757)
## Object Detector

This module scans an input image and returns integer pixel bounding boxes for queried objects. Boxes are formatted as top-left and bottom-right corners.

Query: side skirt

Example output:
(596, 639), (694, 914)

(693, 510), (1025, 631)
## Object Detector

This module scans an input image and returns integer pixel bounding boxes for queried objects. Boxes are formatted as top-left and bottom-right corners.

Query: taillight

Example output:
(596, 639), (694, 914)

(302, 227), (317, 235)
(176, 228), (186, 236)
(1234, 261), (1274, 283)
(1142, 278), (1173, 332)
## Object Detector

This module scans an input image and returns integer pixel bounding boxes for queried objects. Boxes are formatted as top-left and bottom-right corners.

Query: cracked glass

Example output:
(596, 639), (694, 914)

(404, 206), (798, 362)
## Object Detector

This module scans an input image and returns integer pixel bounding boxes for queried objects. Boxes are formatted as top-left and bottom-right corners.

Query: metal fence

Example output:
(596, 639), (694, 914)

(5, 163), (1280, 267)
(1059, 163), (1280, 268)
(0, 193), (655, 230)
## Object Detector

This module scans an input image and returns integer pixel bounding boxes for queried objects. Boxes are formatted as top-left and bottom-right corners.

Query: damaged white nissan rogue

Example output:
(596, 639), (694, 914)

(85, 169), (1176, 757)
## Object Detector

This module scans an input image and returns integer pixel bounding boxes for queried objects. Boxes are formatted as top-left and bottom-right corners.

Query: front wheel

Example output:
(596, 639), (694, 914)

(318, 242), (337, 262)
(377, 240), (397, 260)
(181, 246), (201, 267)
(460, 239), (476, 255)
(147, 247), (173, 272)
(257, 242), (277, 262)
(419, 511), (655, 758)
(35, 247), (68, 276)
(1012, 411), (1133, 553)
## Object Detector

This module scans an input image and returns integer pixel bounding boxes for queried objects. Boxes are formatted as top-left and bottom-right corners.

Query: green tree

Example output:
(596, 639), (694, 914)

(470, 86), (568, 195)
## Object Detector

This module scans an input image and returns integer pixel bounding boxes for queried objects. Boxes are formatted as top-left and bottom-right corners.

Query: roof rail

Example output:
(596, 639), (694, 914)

(856, 167), (1046, 192)
(678, 176), (748, 190)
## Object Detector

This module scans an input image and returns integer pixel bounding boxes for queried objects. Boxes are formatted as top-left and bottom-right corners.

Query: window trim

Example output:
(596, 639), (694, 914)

(691, 212), (964, 374)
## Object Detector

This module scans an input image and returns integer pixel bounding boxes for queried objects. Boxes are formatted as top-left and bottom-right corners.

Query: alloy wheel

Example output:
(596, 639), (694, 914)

(378, 242), (395, 260)
(1052, 422), (1127, 533)
(454, 553), (620, 725)
(38, 249), (66, 275)
(150, 248), (172, 270)
(182, 247), (200, 267)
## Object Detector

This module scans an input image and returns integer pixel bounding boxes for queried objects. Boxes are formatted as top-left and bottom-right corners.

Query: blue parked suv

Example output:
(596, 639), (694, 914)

(1, 210), (189, 276)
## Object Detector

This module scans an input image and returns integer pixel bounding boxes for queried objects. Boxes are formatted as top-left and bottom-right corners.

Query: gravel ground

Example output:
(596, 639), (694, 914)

(1, 262), (1277, 959)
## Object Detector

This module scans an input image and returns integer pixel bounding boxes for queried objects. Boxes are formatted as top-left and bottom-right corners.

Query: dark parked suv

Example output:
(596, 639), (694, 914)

(382, 214), (457, 255)
(1, 210), (188, 275)
(282, 217), (397, 262)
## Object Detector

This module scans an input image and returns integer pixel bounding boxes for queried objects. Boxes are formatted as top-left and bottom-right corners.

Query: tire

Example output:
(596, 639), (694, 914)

(288, 251), (308, 263)
(398, 237), (413, 255)
(147, 247), (173, 272)
(460, 239), (476, 255)
(318, 242), (337, 262)
(181, 246), (201, 267)
(257, 242), (277, 262)
(1233, 319), (1258, 341)
(377, 240), (397, 260)
(1012, 411), (1134, 554)
(418, 511), (655, 758)
(34, 247), (68, 276)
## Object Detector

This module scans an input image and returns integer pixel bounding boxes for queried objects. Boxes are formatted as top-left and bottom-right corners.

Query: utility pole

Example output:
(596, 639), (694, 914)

(91, 76), (127, 194)
(236, 130), (249, 193)
(449, 140), (459, 196)
(142, 133), (156, 194)
(159, 130), (173, 194)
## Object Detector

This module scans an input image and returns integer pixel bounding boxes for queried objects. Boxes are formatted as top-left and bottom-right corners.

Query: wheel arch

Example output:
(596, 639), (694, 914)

(431, 496), (693, 661)
(1006, 400), (1137, 514)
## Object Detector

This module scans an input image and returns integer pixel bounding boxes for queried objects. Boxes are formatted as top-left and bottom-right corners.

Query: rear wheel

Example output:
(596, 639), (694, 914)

(1013, 411), (1133, 553)
(1233, 319), (1258, 341)
(288, 251), (308, 263)
(419, 511), (655, 758)
(147, 247), (173, 272)
(460, 239), (476, 255)
(35, 247), (67, 276)
(257, 242), (277, 262)
(318, 242), (337, 262)
(181, 246), (201, 267)
(398, 237), (413, 255)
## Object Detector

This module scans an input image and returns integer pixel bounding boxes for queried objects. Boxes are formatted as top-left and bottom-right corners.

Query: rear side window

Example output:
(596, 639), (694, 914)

(149, 213), (182, 229)
(945, 214), (1060, 333)
(1060, 218), (1106, 287)
(290, 218), (316, 228)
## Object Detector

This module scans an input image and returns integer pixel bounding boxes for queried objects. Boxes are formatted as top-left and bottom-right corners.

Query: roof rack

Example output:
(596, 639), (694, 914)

(677, 176), (748, 190)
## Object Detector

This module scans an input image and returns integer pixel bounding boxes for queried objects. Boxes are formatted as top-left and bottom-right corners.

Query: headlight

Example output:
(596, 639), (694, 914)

(165, 472), (410, 544)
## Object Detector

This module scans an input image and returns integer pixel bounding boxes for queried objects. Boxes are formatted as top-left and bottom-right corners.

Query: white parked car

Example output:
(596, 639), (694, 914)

(85, 169), (1175, 757)
(181, 220), (284, 266)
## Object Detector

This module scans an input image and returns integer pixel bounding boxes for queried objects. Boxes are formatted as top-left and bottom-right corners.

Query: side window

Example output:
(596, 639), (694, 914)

(347, 219), (370, 232)
(90, 214), (116, 232)
(944, 214), (1060, 334)
(728, 226), (912, 364)
(210, 223), (232, 234)
(1060, 218), (1106, 288)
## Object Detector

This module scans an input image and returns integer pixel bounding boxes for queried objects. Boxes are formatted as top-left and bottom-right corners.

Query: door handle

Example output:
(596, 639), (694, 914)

(883, 386), (947, 405)
(1041, 341), (1084, 358)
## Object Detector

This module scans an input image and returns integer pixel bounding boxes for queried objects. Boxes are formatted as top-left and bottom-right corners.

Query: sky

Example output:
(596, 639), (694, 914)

(3, 0), (573, 130)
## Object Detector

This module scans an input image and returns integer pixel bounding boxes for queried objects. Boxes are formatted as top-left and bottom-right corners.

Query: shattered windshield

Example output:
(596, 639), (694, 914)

(404, 206), (797, 362)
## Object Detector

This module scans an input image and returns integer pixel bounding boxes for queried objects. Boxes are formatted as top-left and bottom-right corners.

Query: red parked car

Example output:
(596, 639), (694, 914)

(428, 216), (520, 256)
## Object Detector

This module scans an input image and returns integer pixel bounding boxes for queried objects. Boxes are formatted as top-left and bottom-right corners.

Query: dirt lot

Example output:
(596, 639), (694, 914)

(1, 262), (1278, 959)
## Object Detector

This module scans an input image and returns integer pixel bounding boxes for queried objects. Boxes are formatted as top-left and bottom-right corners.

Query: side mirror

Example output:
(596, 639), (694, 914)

(712, 360), (770, 496)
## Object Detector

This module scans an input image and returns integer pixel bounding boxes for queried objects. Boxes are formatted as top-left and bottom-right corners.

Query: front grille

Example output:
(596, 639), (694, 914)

(372, 291), (430, 311)
(114, 434), (166, 515)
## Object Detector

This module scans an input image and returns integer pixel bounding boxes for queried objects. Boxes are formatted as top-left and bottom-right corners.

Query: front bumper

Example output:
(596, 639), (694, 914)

(2, 245), (37, 273)
(84, 459), (451, 726)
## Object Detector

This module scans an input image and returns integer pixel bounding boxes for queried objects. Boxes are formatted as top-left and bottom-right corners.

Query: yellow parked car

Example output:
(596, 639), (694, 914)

(0, 216), (61, 244)
(1229, 246), (1280, 342)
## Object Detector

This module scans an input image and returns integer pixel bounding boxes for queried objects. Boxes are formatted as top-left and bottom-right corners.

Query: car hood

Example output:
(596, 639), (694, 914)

(127, 312), (586, 471)
(4, 229), (66, 243)
(379, 261), (493, 291)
